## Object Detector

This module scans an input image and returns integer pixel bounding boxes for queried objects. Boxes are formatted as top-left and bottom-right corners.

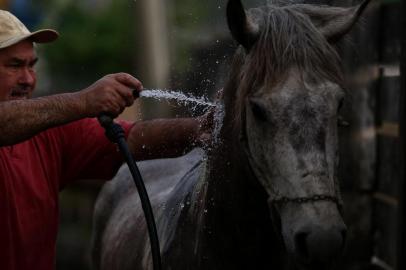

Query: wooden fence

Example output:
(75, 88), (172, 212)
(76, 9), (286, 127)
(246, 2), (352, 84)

(335, 0), (402, 269)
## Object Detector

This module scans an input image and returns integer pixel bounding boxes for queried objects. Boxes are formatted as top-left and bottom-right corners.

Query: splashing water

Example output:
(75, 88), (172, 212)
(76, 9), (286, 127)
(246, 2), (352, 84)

(139, 88), (225, 146)
(140, 89), (215, 111)
(213, 102), (225, 144)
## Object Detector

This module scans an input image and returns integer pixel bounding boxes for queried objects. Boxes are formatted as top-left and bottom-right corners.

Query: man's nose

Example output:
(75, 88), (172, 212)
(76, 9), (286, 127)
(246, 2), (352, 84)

(19, 67), (35, 85)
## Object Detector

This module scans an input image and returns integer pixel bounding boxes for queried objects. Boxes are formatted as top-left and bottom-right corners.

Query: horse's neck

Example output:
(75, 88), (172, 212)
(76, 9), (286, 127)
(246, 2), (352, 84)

(186, 131), (282, 266)
(204, 127), (270, 229)
(208, 131), (246, 193)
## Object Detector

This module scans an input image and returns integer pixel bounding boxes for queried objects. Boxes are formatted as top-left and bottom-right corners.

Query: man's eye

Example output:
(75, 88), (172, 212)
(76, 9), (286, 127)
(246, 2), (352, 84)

(29, 60), (38, 68)
(7, 63), (21, 68)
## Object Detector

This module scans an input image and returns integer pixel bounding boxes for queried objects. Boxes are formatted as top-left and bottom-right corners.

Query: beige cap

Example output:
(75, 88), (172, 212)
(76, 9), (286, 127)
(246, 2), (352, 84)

(0, 10), (58, 49)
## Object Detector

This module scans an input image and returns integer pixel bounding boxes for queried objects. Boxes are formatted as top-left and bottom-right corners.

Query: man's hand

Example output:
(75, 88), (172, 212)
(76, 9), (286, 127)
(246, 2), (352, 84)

(196, 108), (215, 148)
(79, 73), (143, 118)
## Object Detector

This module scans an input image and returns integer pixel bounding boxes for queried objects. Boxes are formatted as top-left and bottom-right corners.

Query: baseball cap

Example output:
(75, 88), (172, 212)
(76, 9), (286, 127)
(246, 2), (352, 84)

(0, 10), (58, 49)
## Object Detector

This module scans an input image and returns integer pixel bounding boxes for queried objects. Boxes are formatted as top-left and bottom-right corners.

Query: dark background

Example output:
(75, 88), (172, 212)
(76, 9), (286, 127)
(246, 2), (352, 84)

(1, 0), (403, 269)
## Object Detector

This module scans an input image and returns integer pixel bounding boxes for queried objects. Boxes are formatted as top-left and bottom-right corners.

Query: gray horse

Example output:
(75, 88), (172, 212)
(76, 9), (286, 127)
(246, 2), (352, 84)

(92, 0), (370, 269)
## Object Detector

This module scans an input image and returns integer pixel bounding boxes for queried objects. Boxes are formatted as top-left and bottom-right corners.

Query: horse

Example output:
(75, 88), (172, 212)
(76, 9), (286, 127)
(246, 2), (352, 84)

(91, 0), (370, 269)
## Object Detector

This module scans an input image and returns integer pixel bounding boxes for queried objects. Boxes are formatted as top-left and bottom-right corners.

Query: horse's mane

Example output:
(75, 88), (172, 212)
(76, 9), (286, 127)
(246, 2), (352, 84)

(225, 3), (345, 131)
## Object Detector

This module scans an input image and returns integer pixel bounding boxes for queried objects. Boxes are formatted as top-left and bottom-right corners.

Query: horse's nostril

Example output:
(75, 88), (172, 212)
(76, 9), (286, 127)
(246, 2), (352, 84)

(340, 228), (347, 250)
(294, 226), (345, 264)
(294, 232), (309, 259)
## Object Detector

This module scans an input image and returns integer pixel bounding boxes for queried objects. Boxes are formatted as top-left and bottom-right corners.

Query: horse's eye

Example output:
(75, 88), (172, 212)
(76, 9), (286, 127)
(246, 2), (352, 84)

(338, 115), (349, 127)
(337, 98), (348, 127)
(249, 99), (268, 121)
(338, 98), (344, 111)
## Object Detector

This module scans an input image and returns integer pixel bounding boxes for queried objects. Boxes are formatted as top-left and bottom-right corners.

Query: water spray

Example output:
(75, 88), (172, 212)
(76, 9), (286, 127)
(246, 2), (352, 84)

(140, 89), (216, 110)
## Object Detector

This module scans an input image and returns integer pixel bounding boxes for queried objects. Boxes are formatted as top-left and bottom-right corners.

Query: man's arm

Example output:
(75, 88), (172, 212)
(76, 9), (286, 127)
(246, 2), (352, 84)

(0, 93), (86, 145)
(0, 73), (142, 146)
(127, 115), (211, 160)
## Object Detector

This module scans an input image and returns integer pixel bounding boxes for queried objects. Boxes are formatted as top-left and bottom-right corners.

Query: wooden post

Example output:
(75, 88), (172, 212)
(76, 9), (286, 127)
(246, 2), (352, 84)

(119, 0), (171, 121)
(134, 0), (169, 88)
(135, 0), (171, 119)
(398, 0), (406, 269)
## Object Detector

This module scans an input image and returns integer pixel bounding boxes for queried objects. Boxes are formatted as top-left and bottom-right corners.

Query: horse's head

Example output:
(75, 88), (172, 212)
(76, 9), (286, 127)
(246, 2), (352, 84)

(224, 0), (370, 268)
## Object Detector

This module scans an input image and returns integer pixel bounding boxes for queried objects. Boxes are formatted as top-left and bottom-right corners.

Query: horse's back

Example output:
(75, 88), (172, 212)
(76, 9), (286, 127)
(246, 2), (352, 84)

(92, 148), (206, 270)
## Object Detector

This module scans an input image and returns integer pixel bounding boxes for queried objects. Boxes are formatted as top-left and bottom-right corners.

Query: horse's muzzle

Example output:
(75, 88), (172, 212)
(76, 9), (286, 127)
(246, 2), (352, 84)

(294, 223), (347, 267)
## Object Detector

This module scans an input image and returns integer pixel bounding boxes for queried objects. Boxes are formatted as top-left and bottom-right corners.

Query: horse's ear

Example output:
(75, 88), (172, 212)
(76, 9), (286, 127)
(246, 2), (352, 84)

(227, 0), (259, 50)
(301, 0), (371, 42)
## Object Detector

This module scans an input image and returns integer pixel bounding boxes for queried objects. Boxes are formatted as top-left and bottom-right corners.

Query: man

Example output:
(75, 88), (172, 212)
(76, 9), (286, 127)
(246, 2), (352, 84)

(0, 10), (210, 270)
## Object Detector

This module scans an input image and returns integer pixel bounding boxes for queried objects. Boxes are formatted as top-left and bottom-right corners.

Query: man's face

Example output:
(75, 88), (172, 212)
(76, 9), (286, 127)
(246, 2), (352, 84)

(0, 40), (37, 101)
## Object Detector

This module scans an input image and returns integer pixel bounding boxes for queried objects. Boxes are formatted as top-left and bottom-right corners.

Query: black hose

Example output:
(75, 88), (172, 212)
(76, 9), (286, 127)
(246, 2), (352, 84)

(98, 114), (162, 270)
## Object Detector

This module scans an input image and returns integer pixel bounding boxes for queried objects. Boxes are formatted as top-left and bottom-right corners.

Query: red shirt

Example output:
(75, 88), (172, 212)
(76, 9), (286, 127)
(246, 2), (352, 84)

(0, 118), (133, 270)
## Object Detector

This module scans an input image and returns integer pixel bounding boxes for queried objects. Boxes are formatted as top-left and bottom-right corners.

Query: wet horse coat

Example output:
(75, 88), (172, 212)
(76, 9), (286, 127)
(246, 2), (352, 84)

(92, 1), (370, 269)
